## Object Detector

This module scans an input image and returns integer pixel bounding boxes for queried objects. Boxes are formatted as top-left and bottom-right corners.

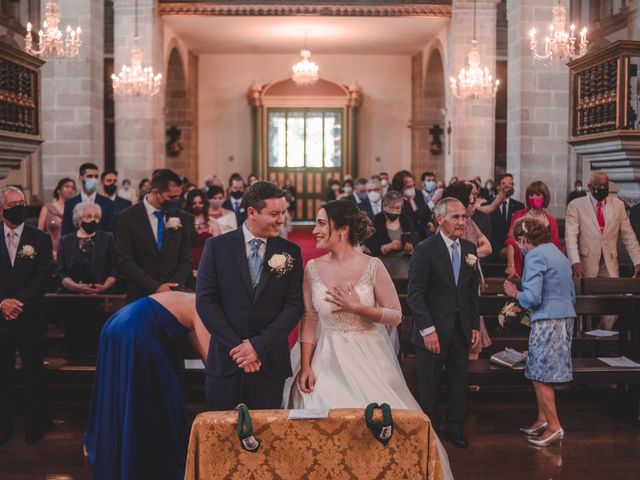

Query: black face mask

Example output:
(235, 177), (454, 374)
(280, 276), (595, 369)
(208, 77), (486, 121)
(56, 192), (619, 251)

(162, 198), (182, 215)
(230, 190), (244, 200)
(103, 184), (118, 196)
(384, 212), (400, 221)
(81, 220), (98, 234)
(505, 187), (514, 198)
(2, 205), (27, 226)
(592, 187), (609, 202)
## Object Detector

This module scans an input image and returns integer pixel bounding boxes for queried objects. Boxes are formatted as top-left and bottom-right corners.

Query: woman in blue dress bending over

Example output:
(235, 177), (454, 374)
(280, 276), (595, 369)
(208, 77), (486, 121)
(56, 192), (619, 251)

(84, 291), (210, 479)
(504, 218), (576, 447)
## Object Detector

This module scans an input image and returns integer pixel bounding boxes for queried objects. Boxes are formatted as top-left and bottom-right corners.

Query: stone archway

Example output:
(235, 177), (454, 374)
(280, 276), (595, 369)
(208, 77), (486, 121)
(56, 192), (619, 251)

(165, 48), (197, 182)
(419, 48), (446, 180)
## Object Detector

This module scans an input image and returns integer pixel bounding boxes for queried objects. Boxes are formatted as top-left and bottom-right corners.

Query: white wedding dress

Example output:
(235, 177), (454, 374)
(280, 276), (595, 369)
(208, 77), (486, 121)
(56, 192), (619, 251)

(289, 256), (453, 479)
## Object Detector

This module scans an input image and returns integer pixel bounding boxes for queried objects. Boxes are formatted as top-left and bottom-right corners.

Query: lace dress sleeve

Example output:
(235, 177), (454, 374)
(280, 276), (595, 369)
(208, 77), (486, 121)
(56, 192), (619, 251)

(299, 261), (320, 344)
(372, 258), (402, 326)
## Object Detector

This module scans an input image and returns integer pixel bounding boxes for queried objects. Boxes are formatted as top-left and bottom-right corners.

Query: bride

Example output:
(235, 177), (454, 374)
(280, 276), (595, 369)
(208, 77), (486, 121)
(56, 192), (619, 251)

(290, 199), (453, 479)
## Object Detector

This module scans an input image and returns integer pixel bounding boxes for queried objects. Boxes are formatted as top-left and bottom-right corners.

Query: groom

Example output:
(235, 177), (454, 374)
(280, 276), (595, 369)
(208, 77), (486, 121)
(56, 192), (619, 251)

(407, 197), (480, 448)
(196, 181), (303, 410)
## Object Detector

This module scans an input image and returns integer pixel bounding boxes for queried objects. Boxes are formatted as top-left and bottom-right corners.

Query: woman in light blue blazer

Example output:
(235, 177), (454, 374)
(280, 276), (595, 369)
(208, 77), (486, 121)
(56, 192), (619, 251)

(504, 218), (576, 447)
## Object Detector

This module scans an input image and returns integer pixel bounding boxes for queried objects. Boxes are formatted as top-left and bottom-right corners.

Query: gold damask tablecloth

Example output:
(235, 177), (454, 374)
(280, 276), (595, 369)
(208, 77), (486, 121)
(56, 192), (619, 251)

(185, 408), (446, 480)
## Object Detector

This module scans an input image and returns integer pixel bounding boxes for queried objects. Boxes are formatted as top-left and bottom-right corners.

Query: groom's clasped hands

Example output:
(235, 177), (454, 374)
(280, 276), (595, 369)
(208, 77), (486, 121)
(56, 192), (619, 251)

(230, 339), (262, 373)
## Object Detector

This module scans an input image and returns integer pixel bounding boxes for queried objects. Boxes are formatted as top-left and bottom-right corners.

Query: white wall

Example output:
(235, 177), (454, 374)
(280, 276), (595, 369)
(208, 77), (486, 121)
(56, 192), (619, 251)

(198, 53), (411, 184)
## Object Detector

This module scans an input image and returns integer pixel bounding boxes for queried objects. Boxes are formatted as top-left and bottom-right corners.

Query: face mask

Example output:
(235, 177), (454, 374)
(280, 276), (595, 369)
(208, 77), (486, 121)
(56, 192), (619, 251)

(209, 199), (223, 209)
(505, 187), (514, 198)
(2, 204), (27, 226)
(191, 206), (203, 215)
(368, 191), (381, 203)
(84, 178), (97, 194)
(331, 184), (340, 192)
(104, 184), (117, 196)
(575, 185), (583, 192)
(529, 196), (545, 210)
(343, 186), (353, 194)
(123, 184), (130, 191)
(380, 179), (389, 188)
(81, 220), (98, 235)
(485, 182), (494, 190)
(384, 211), (400, 221)
(424, 181), (436, 193)
(356, 191), (367, 201)
(403, 187), (416, 199)
(592, 187), (609, 202)
(230, 190), (243, 200)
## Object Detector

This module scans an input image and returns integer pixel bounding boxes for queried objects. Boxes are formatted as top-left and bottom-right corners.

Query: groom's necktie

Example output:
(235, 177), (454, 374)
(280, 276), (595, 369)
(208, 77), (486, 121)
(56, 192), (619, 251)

(248, 238), (264, 288)
(451, 241), (460, 285)
(153, 211), (165, 251)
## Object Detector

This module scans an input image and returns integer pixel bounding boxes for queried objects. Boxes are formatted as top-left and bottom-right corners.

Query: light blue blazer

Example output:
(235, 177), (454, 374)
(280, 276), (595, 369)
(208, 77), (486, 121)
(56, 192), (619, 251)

(518, 243), (576, 321)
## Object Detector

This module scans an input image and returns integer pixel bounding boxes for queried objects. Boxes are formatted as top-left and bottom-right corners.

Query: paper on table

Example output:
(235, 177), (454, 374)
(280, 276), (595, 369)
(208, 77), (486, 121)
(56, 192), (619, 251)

(585, 329), (619, 338)
(597, 356), (640, 368)
(184, 359), (205, 370)
(288, 409), (329, 420)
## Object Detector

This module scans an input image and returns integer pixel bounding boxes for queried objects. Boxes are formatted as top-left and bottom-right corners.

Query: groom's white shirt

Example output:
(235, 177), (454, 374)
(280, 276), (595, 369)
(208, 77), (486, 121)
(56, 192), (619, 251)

(242, 222), (267, 259)
(143, 195), (161, 242)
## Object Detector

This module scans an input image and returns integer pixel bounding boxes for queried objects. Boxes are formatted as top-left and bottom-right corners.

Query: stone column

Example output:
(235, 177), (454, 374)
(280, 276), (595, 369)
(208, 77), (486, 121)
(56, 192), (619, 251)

(506, 0), (571, 217)
(447, 0), (500, 182)
(113, 0), (164, 183)
(40, 0), (104, 198)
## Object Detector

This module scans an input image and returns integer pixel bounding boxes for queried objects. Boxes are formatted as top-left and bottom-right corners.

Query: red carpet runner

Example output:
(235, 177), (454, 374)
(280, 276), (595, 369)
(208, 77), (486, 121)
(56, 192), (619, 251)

(286, 228), (323, 348)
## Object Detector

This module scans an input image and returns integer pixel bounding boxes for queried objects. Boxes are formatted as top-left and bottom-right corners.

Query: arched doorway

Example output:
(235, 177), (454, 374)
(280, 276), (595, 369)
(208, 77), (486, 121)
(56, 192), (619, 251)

(165, 48), (197, 181)
(249, 78), (363, 221)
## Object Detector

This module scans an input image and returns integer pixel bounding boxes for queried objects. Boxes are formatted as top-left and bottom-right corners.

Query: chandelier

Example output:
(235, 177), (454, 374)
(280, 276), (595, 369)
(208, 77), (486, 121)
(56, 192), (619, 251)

(449, 0), (499, 101)
(529, 1), (588, 64)
(291, 34), (319, 87)
(111, 0), (162, 97)
(24, 0), (81, 58)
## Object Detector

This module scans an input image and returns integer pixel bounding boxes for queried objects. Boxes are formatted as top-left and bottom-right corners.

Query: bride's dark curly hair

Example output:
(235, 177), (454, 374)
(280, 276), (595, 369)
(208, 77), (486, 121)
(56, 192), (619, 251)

(323, 199), (375, 245)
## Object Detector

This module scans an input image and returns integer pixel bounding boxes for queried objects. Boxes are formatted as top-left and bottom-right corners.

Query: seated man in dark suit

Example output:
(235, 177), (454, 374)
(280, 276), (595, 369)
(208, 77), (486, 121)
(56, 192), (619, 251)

(222, 174), (247, 226)
(345, 177), (375, 220)
(390, 170), (433, 239)
(101, 169), (132, 215)
(0, 186), (53, 445)
(116, 169), (192, 301)
(489, 173), (524, 262)
(61, 162), (116, 236)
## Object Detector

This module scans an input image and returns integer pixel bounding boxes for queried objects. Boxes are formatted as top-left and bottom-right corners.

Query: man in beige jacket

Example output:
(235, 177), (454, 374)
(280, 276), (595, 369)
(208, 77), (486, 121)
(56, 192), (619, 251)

(565, 171), (640, 327)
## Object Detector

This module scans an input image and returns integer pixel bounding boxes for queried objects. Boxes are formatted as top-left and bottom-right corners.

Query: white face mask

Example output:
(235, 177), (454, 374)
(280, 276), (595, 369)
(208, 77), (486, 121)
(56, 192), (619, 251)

(576, 185), (583, 192)
(343, 186), (353, 194)
(368, 191), (381, 203)
(380, 179), (388, 188)
(403, 187), (416, 199)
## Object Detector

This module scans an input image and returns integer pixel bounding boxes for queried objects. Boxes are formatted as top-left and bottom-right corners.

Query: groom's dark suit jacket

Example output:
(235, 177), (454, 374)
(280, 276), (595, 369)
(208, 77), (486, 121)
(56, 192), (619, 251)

(407, 234), (480, 350)
(0, 224), (53, 336)
(196, 228), (303, 379)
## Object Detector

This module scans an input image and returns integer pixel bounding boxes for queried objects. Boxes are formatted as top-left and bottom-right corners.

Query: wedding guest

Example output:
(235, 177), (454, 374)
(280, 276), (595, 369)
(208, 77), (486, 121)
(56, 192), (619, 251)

(347, 177), (375, 220)
(207, 185), (237, 233)
(37, 177), (76, 260)
(503, 181), (560, 278)
(504, 218), (575, 447)
(407, 197), (480, 449)
(566, 179), (587, 205)
(420, 171), (437, 210)
(379, 172), (390, 193)
(84, 291), (210, 480)
(222, 175), (246, 226)
(488, 173), (524, 262)
(117, 178), (136, 204)
(247, 173), (258, 186)
(138, 178), (150, 193)
(337, 178), (354, 200)
(366, 178), (383, 217)
(185, 189), (220, 271)
(467, 180), (492, 241)
(61, 163), (117, 236)
(0, 186), (53, 445)
(283, 176), (297, 219)
(116, 169), (192, 301)
(324, 179), (341, 204)
(56, 202), (117, 354)
(390, 170), (432, 239)
(101, 169), (132, 214)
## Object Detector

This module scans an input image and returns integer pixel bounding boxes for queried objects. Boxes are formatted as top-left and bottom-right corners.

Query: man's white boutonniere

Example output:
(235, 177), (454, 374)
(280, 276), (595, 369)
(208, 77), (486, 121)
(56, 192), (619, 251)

(465, 253), (478, 268)
(18, 245), (36, 259)
(268, 252), (294, 277)
(165, 217), (182, 231)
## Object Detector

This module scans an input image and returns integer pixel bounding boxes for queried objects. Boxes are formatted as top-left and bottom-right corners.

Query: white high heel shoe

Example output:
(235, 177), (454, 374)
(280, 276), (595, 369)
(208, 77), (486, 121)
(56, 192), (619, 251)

(519, 422), (548, 436)
(527, 428), (564, 447)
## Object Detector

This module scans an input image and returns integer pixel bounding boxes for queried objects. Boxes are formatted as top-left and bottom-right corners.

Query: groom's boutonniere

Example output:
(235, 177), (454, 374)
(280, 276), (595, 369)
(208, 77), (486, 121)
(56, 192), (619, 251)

(465, 253), (478, 269)
(165, 217), (182, 231)
(18, 245), (36, 259)
(268, 252), (294, 277)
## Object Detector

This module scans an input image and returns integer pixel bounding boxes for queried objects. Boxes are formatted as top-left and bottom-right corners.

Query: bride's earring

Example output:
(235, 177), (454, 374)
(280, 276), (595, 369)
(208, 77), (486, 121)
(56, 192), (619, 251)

(340, 232), (344, 240)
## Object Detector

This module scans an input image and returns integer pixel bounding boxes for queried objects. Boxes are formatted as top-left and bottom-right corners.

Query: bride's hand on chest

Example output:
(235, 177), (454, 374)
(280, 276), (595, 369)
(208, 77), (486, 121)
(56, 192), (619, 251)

(325, 284), (361, 314)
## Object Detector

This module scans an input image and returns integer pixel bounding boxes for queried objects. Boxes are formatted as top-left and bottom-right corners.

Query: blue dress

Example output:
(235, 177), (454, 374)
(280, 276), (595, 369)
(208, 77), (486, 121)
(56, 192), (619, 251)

(84, 297), (190, 480)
